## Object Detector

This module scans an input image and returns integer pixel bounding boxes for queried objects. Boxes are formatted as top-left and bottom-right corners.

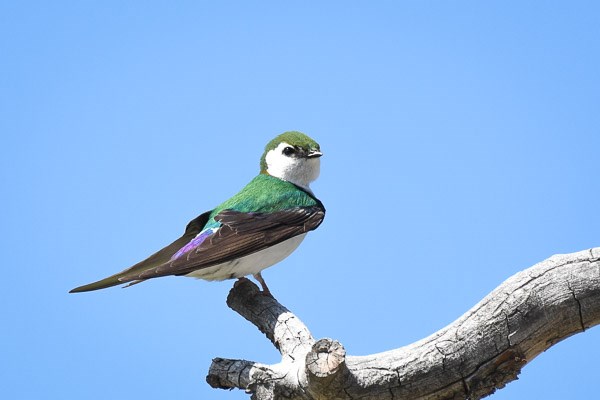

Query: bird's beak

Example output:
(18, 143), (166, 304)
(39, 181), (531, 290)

(307, 150), (323, 158)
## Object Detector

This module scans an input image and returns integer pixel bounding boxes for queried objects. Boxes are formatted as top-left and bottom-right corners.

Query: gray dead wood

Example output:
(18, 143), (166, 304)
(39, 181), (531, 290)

(207, 247), (600, 399)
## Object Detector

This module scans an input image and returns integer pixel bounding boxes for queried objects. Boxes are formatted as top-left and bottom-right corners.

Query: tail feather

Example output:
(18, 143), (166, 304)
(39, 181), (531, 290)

(69, 211), (211, 293)
(69, 273), (139, 293)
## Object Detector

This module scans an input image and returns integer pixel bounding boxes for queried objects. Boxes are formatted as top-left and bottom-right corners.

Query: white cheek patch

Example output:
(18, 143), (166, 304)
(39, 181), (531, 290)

(265, 142), (321, 190)
(265, 142), (296, 177)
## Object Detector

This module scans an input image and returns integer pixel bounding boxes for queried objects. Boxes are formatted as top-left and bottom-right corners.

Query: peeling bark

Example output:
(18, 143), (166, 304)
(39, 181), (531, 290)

(207, 247), (600, 399)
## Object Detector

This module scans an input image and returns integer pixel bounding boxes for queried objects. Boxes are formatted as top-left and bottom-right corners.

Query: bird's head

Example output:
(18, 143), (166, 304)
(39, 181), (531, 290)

(260, 131), (322, 190)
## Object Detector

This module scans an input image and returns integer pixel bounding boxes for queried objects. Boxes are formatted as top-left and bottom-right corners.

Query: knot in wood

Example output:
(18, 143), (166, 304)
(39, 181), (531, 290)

(306, 338), (346, 378)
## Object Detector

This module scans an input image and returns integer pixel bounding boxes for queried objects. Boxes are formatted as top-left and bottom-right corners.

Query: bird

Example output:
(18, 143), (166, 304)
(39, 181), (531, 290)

(70, 131), (325, 295)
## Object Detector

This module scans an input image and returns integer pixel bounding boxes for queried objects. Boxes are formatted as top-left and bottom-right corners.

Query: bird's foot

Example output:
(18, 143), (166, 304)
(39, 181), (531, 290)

(253, 273), (273, 297)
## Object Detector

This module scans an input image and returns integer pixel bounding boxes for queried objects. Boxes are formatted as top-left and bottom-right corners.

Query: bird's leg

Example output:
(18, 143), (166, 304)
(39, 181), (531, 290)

(253, 272), (272, 296)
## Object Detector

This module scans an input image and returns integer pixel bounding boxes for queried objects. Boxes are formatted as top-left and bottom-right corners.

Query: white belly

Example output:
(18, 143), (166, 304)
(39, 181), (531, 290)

(184, 233), (307, 281)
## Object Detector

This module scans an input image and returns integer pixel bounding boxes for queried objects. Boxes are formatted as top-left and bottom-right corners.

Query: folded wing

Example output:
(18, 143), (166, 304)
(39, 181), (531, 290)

(69, 211), (211, 293)
(123, 205), (325, 281)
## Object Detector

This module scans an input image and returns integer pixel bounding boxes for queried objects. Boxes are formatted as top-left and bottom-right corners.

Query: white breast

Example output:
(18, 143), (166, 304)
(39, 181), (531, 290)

(184, 233), (307, 281)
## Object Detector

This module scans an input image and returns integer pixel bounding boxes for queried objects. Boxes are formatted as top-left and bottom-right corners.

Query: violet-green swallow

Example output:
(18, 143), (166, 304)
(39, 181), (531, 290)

(70, 131), (324, 294)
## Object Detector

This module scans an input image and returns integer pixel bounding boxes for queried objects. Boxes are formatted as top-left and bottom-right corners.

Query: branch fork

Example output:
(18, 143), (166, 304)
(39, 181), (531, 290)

(207, 248), (600, 399)
(208, 278), (348, 399)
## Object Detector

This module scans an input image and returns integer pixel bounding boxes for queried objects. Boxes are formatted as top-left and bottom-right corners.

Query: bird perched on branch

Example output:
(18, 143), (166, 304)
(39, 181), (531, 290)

(70, 131), (325, 295)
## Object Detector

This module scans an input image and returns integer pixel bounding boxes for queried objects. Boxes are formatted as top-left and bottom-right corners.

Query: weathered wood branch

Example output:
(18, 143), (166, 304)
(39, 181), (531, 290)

(207, 247), (600, 399)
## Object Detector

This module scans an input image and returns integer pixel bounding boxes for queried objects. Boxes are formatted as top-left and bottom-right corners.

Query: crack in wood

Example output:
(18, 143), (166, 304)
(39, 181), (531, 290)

(207, 248), (600, 399)
(567, 280), (586, 332)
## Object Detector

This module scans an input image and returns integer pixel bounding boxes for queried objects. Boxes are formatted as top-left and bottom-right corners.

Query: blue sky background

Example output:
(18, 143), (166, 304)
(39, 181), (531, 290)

(2, 2), (599, 399)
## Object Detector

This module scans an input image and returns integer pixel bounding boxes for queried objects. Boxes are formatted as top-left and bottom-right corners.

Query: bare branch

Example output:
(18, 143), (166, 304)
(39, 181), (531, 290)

(207, 247), (600, 399)
(225, 277), (315, 359)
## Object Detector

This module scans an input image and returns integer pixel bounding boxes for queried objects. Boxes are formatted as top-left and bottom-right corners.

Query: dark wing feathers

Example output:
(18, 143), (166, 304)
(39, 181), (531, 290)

(70, 206), (324, 292)
(69, 211), (211, 293)
(124, 206), (325, 281)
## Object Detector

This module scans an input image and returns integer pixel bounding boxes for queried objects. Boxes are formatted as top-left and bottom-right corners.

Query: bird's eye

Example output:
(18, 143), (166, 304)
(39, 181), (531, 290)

(282, 146), (295, 156)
